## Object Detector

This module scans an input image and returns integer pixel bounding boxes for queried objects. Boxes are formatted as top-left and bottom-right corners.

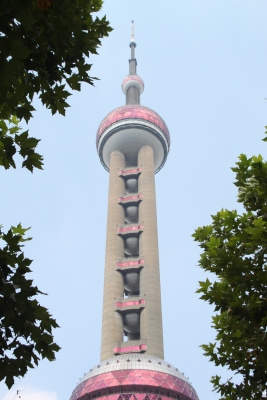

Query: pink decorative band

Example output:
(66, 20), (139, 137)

(117, 224), (144, 233)
(118, 194), (143, 202)
(118, 167), (142, 176)
(115, 299), (145, 307)
(116, 259), (144, 268)
(71, 369), (199, 400)
(114, 344), (147, 354)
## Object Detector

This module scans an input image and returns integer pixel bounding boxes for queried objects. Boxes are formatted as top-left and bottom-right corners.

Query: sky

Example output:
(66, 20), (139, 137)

(1, 1), (267, 399)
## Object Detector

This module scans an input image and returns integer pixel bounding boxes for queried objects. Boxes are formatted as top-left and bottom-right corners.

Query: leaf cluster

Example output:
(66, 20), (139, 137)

(0, 116), (43, 171)
(0, 224), (60, 388)
(0, 0), (111, 121)
(193, 130), (267, 399)
(0, 0), (112, 170)
(0, 0), (111, 386)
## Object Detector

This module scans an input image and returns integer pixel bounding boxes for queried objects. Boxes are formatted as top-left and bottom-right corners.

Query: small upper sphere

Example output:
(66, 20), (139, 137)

(96, 105), (170, 173)
(122, 75), (144, 95)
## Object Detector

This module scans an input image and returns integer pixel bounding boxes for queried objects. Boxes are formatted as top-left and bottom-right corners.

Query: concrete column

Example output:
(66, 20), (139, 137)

(138, 145), (164, 359)
(100, 150), (125, 361)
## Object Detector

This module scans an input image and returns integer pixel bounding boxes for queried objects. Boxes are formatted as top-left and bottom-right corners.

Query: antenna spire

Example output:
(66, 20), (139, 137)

(131, 20), (135, 43)
(129, 20), (137, 74)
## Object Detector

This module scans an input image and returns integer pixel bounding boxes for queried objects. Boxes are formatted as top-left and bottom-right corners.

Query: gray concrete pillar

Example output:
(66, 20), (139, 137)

(138, 145), (164, 359)
(100, 150), (125, 361)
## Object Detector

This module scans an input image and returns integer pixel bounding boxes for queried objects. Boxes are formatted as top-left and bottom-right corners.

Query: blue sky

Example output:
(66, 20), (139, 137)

(1, 1), (267, 399)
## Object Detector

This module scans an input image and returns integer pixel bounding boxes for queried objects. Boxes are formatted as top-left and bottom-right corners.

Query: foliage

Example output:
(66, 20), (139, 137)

(0, 116), (43, 171)
(0, 0), (112, 171)
(0, 0), (111, 385)
(0, 0), (111, 121)
(0, 224), (60, 389)
(193, 130), (267, 399)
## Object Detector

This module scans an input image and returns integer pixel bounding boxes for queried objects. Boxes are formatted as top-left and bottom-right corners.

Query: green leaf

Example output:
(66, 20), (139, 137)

(11, 40), (31, 61)
(11, 223), (31, 240)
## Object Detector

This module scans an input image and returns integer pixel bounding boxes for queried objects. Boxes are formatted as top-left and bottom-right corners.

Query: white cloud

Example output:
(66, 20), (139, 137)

(3, 386), (57, 400)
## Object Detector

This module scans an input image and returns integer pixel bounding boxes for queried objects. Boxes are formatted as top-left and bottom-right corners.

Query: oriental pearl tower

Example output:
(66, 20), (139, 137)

(70, 23), (199, 400)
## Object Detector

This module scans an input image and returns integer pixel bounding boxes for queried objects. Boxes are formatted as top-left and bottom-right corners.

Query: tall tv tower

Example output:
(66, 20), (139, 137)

(70, 23), (199, 400)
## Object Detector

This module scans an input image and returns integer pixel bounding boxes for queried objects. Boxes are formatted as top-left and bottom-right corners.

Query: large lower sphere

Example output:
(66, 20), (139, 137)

(70, 354), (199, 400)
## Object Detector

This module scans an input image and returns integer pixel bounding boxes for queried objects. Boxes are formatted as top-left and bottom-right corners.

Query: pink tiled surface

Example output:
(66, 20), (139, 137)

(71, 394), (186, 400)
(115, 300), (145, 307)
(96, 106), (170, 147)
(118, 168), (142, 175)
(122, 75), (144, 90)
(70, 369), (198, 400)
(117, 225), (144, 233)
(118, 194), (143, 202)
(114, 345), (147, 354)
(116, 259), (144, 268)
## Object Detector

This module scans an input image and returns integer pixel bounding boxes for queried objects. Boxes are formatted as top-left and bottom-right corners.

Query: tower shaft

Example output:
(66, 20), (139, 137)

(100, 144), (164, 360)
(101, 151), (125, 361)
(138, 145), (164, 359)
